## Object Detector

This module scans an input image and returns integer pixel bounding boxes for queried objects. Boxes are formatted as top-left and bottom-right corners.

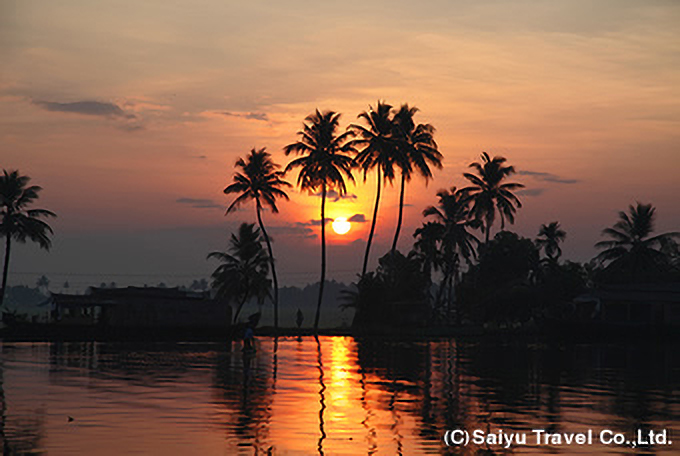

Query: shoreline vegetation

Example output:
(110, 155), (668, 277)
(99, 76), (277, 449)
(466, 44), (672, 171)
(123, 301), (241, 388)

(2, 101), (680, 338)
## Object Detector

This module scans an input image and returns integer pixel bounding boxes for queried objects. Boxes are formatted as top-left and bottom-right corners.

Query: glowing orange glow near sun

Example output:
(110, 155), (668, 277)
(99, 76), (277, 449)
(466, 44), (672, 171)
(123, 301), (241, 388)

(331, 217), (351, 235)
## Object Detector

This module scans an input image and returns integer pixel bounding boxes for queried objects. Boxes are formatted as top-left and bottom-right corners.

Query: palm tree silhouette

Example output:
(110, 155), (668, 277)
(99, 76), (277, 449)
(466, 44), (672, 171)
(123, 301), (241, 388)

(391, 104), (442, 254)
(208, 223), (271, 324)
(350, 101), (399, 277)
(595, 203), (680, 280)
(285, 110), (355, 331)
(0, 170), (56, 307)
(420, 186), (479, 315)
(224, 148), (291, 330)
(536, 222), (566, 262)
(462, 152), (524, 244)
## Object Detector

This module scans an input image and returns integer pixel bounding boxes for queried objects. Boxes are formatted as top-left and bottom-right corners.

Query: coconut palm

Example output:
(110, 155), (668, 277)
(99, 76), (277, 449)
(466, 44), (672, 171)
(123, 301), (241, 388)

(536, 222), (567, 262)
(284, 109), (355, 331)
(208, 223), (271, 324)
(412, 221), (445, 280)
(224, 147), (291, 331)
(391, 104), (442, 253)
(595, 203), (680, 280)
(462, 152), (524, 244)
(0, 170), (56, 307)
(349, 101), (399, 277)
(420, 186), (479, 313)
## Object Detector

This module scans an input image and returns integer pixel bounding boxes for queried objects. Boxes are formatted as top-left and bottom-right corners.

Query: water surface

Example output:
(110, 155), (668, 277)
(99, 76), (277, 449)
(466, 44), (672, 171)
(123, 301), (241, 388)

(1, 337), (678, 454)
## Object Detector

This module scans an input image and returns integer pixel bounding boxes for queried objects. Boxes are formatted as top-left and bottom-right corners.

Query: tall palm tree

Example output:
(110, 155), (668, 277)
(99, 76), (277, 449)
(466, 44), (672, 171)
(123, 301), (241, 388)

(0, 170), (56, 307)
(391, 104), (442, 253)
(224, 147), (291, 331)
(349, 101), (399, 277)
(462, 152), (524, 244)
(536, 222), (566, 262)
(595, 203), (680, 279)
(284, 109), (355, 331)
(420, 186), (479, 313)
(208, 223), (271, 324)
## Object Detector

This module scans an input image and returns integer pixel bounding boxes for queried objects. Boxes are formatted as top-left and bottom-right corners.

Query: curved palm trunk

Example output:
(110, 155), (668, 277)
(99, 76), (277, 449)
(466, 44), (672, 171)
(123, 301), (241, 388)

(314, 184), (327, 332)
(391, 172), (406, 254)
(256, 200), (279, 332)
(0, 236), (11, 308)
(362, 168), (382, 277)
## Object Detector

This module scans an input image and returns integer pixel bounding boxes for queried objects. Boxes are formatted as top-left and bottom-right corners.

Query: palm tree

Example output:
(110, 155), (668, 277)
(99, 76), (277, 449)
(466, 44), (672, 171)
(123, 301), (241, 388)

(420, 186), (479, 314)
(412, 221), (445, 280)
(224, 147), (291, 331)
(208, 223), (271, 324)
(349, 101), (399, 277)
(462, 152), (524, 244)
(0, 170), (56, 307)
(536, 222), (567, 262)
(595, 203), (680, 280)
(391, 104), (442, 253)
(284, 109), (355, 331)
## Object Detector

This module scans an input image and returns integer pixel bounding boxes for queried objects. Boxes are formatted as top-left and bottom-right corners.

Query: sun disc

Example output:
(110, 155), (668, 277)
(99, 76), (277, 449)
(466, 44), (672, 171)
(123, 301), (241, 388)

(332, 217), (351, 235)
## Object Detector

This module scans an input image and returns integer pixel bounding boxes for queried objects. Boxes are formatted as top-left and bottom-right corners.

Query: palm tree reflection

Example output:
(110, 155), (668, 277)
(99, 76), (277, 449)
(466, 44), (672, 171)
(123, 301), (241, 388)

(315, 336), (326, 455)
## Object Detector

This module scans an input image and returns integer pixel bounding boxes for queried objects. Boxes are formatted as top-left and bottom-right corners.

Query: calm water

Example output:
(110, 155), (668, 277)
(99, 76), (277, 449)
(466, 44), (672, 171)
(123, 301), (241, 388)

(0, 336), (678, 455)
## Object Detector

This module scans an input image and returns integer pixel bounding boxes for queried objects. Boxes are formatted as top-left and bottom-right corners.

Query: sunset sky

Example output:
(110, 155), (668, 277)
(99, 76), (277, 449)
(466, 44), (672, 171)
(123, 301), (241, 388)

(2, 0), (679, 288)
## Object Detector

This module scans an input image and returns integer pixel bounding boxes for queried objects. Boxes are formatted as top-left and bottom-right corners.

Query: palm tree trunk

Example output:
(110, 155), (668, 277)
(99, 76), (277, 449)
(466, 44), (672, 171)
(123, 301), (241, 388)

(233, 289), (250, 324)
(485, 215), (492, 244)
(314, 184), (327, 332)
(256, 200), (279, 332)
(362, 168), (381, 277)
(0, 236), (11, 308)
(435, 273), (447, 312)
(391, 172), (406, 254)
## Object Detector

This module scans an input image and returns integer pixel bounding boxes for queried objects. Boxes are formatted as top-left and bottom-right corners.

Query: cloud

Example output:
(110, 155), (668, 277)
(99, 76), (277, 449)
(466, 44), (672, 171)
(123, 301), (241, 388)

(33, 99), (145, 131)
(221, 111), (270, 122)
(516, 188), (546, 197)
(268, 224), (315, 238)
(118, 123), (146, 132)
(307, 218), (333, 226)
(314, 190), (358, 202)
(348, 214), (367, 223)
(175, 197), (223, 209)
(517, 170), (579, 184)
(33, 100), (135, 119)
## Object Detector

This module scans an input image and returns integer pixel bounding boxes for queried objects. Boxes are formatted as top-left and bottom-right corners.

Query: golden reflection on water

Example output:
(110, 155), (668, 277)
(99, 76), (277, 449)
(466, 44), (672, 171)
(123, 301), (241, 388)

(0, 338), (678, 455)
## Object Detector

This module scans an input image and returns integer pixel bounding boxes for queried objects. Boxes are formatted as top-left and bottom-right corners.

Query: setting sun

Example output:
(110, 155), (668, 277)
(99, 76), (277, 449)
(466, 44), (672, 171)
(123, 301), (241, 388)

(332, 217), (351, 235)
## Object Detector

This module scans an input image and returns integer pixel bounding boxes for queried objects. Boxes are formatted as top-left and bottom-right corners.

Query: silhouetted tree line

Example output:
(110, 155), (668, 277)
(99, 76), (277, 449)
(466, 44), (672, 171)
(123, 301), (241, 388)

(213, 101), (679, 331)
(3, 101), (678, 330)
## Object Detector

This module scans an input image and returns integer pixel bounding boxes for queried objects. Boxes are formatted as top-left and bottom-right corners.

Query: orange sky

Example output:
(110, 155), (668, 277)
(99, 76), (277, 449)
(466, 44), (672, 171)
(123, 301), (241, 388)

(1, 0), (679, 287)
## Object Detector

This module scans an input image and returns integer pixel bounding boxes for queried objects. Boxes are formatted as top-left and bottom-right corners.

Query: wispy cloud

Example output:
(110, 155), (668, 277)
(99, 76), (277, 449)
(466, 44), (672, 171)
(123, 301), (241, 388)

(33, 100), (135, 119)
(175, 197), (223, 209)
(348, 214), (367, 223)
(306, 218), (333, 226)
(517, 170), (579, 184)
(268, 224), (315, 238)
(516, 188), (546, 197)
(221, 111), (270, 122)
(313, 190), (357, 202)
(32, 99), (145, 131)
